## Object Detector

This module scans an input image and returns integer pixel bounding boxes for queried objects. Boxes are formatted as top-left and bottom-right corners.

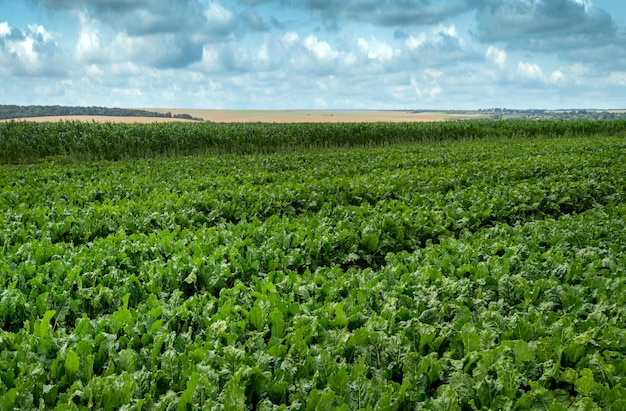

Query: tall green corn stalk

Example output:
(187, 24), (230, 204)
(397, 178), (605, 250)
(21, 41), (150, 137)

(1, 119), (625, 164)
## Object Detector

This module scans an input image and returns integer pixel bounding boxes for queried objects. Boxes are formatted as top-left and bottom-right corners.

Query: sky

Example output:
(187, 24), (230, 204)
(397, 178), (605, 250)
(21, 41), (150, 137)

(0, 0), (625, 110)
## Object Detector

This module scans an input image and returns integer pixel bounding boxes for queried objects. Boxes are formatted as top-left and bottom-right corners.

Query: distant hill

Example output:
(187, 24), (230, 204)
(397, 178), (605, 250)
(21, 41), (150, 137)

(0, 105), (204, 121)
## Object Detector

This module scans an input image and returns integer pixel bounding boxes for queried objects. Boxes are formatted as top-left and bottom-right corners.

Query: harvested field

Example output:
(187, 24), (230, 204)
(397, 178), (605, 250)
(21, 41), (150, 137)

(0, 110), (485, 123)
(146, 109), (484, 123)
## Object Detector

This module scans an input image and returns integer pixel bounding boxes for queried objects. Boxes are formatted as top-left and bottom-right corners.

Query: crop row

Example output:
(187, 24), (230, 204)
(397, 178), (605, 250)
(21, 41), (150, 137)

(2, 119), (626, 163)
(1, 136), (625, 409)
(2, 138), (623, 246)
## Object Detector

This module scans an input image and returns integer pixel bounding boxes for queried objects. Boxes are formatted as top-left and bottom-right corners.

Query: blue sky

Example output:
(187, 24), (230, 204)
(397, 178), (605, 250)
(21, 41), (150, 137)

(0, 0), (625, 110)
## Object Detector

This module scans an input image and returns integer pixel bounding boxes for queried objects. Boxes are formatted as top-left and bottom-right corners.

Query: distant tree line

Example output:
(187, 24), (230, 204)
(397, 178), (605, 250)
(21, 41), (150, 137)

(171, 113), (205, 121)
(478, 108), (626, 120)
(528, 110), (626, 121)
(0, 105), (204, 121)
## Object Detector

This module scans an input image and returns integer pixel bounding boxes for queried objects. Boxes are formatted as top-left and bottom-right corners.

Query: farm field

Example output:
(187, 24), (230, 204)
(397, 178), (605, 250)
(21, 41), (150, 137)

(0, 110), (484, 124)
(144, 109), (486, 123)
(3, 108), (623, 125)
(3, 119), (626, 164)
(1, 122), (626, 409)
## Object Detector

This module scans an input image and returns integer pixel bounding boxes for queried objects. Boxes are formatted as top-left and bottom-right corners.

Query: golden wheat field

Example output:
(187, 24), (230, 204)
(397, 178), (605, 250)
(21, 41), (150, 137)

(0, 110), (484, 123)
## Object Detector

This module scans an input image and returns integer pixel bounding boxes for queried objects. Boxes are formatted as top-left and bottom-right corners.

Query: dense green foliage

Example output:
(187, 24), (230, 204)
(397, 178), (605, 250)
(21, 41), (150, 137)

(1, 135), (625, 409)
(0, 105), (171, 120)
(0, 105), (203, 122)
(2, 119), (626, 164)
(477, 108), (626, 121)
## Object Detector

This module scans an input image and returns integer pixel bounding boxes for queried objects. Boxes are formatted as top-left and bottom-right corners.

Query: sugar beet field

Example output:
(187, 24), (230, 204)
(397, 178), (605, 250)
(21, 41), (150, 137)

(1, 120), (626, 410)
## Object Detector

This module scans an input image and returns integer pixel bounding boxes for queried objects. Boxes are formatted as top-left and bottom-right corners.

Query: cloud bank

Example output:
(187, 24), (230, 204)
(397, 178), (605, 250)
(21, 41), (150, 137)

(0, 0), (624, 108)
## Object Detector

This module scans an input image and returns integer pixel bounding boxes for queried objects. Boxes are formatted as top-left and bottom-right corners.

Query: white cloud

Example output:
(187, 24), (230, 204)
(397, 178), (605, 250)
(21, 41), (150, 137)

(257, 41), (269, 63)
(572, 0), (592, 13)
(86, 64), (104, 77)
(486, 46), (507, 68)
(16, 37), (38, 67)
(390, 70), (444, 102)
(424, 68), (443, 80)
(343, 52), (357, 67)
(357, 37), (395, 62)
(75, 11), (202, 69)
(282, 32), (299, 47)
(550, 70), (566, 83)
(28, 24), (52, 42)
(275, 33), (355, 74)
(402, 24), (477, 69)
(205, 1), (235, 25)
(205, 1), (235, 31)
(410, 75), (442, 99)
(0, 23), (65, 77)
(542, 63), (589, 85)
(75, 13), (106, 63)
(304, 35), (338, 61)
(517, 61), (545, 81)
(437, 24), (458, 39)
(197, 41), (248, 72)
(406, 33), (426, 50)
(0, 22), (11, 37)
(199, 45), (221, 72)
